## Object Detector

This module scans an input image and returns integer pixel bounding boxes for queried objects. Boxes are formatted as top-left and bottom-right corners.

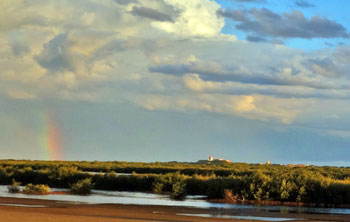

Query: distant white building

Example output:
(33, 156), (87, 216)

(197, 155), (230, 164)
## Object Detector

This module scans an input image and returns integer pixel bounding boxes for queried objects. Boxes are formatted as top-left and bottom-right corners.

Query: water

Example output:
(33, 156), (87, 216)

(0, 185), (209, 207)
(177, 213), (299, 221)
(0, 186), (349, 215)
(0, 203), (46, 208)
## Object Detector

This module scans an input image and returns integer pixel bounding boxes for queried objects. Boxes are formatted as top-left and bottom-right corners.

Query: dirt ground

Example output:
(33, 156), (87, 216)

(0, 197), (348, 222)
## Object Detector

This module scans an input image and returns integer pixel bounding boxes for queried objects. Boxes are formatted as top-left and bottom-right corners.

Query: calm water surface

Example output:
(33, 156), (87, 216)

(0, 185), (349, 215)
(177, 213), (300, 221)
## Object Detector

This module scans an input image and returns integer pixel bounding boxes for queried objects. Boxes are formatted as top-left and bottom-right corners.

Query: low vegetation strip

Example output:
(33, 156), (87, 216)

(2, 159), (349, 179)
(0, 160), (349, 206)
(23, 184), (50, 194)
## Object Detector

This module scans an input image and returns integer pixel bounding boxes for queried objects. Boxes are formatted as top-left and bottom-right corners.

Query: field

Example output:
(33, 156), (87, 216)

(0, 160), (350, 206)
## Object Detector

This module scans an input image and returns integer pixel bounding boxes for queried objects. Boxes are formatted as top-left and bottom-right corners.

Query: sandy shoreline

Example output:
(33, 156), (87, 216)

(0, 197), (349, 222)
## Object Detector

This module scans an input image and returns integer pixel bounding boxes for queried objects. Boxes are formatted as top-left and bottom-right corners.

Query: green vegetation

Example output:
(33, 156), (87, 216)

(171, 179), (187, 200)
(71, 178), (94, 194)
(7, 179), (21, 193)
(0, 159), (350, 206)
(152, 172), (187, 200)
(23, 184), (50, 194)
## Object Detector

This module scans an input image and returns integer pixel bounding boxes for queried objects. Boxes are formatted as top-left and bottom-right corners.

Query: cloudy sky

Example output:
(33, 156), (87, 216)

(1, 0), (350, 165)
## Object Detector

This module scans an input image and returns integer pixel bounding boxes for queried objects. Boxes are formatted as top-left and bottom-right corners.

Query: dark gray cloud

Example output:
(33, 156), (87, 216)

(246, 35), (283, 44)
(219, 8), (348, 39)
(149, 62), (343, 90)
(193, 79), (350, 100)
(34, 34), (70, 72)
(131, 6), (177, 22)
(217, 9), (247, 21)
(270, 39), (284, 45)
(11, 42), (30, 56)
(333, 45), (350, 64)
(246, 35), (267, 42)
(294, 0), (315, 8)
(304, 58), (347, 78)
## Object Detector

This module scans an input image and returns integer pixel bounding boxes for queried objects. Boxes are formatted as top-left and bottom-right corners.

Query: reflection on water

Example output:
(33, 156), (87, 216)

(177, 213), (299, 221)
(0, 186), (349, 215)
(0, 185), (210, 207)
(0, 203), (46, 208)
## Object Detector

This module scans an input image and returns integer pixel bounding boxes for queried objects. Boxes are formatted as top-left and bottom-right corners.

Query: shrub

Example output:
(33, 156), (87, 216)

(71, 178), (93, 194)
(1, 160), (350, 204)
(171, 180), (187, 200)
(7, 179), (21, 193)
(224, 189), (239, 201)
(153, 182), (164, 194)
(23, 184), (50, 194)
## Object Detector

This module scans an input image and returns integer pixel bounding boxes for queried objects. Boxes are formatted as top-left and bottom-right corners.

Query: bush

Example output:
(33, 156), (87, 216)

(153, 182), (164, 194)
(1, 160), (350, 205)
(7, 179), (21, 193)
(23, 184), (50, 194)
(71, 178), (93, 194)
(224, 189), (239, 201)
(171, 180), (187, 200)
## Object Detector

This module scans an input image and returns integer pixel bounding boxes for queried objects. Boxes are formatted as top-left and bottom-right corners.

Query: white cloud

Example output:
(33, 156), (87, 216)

(184, 73), (218, 91)
(152, 0), (225, 38)
(134, 93), (305, 123)
(1, 0), (350, 126)
(235, 96), (256, 112)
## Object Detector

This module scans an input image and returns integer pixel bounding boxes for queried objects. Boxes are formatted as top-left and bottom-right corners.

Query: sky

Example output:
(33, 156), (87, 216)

(1, 0), (350, 166)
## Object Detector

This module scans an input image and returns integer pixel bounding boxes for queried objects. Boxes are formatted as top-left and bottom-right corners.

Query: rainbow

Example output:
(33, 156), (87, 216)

(40, 111), (64, 160)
